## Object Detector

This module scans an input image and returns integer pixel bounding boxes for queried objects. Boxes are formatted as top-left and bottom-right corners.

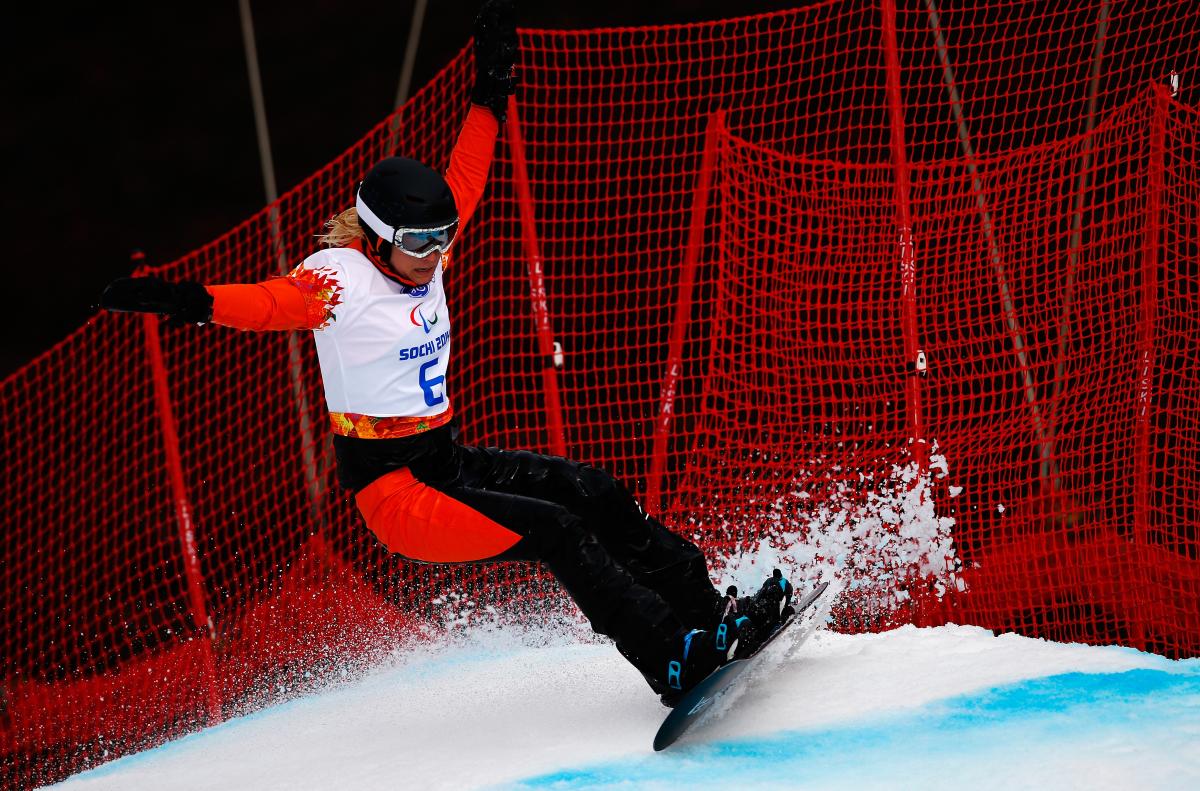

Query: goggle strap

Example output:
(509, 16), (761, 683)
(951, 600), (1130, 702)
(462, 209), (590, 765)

(355, 190), (398, 242)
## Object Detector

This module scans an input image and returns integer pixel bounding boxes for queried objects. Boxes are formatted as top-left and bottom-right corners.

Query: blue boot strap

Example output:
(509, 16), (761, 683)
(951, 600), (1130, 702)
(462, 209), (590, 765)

(682, 628), (701, 661)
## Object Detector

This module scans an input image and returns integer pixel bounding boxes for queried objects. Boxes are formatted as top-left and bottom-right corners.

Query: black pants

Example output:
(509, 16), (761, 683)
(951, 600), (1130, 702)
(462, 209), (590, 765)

(350, 429), (721, 691)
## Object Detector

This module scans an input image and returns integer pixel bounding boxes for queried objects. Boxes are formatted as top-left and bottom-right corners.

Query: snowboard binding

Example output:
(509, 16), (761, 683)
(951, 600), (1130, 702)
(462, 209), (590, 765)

(724, 569), (794, 659)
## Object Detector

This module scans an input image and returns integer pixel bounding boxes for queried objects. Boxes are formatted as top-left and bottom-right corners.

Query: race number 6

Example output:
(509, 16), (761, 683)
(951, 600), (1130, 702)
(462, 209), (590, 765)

(419, 359), (445, 407)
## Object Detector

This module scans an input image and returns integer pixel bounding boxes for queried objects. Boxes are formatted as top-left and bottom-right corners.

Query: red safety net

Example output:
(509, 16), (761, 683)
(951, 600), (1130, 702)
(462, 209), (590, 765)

(3, 1), (1199, 787)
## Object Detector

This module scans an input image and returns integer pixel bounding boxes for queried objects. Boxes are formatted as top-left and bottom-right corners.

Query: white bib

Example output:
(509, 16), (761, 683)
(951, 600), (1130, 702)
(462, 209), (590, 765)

(291, 248), (452, 419)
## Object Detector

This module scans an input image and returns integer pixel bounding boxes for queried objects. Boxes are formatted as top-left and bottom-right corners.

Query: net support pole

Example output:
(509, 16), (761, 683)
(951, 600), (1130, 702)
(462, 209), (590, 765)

(647, 111), (725, 512)
(239, 0), (329, 533)
(385, 0), (429, 154)
(881, 0), (929, 471)
(238, 0), (278, 208)
(1132, 86), (1167, 650)
(394, 0), (428, 110)
(923, 0), (1054, 480)
(506, 95), (568, 456)
(1052, 0), (1110, 478)
(140, 312), (223, 725)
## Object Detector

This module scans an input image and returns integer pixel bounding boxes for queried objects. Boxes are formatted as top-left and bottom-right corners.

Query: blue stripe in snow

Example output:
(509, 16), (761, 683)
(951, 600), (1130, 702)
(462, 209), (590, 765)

(502, 669), (1200, 791)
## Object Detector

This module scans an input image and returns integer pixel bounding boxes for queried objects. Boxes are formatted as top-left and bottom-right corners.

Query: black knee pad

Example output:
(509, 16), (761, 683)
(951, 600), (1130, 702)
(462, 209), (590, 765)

(571, 462), (620, 501)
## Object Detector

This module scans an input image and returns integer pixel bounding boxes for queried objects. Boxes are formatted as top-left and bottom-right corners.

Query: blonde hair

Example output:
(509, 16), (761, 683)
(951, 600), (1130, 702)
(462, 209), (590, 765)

(318, 208), (367, 248)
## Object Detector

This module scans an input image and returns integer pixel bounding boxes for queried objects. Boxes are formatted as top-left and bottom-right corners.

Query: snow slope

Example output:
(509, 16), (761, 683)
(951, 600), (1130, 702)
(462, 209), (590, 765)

(51, 622), (1200, 791)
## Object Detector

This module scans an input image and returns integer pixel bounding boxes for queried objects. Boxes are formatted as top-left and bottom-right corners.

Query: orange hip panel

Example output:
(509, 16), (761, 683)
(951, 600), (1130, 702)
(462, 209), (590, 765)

(354, 468), (522, 562)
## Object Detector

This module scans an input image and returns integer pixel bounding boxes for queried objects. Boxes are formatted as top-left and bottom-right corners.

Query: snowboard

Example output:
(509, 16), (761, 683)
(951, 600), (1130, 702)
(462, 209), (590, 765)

(652, 580), (831, 751)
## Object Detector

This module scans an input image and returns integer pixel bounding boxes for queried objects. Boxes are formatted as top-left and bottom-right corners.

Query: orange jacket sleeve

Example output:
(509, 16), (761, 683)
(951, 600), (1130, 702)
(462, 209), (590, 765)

(445, 105), (500, 231)
(206, 278), (325, 331)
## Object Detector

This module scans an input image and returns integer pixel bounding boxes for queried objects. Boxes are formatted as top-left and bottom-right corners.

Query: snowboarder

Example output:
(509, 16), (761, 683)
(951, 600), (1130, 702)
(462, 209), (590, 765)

(100, 0), (792, 705)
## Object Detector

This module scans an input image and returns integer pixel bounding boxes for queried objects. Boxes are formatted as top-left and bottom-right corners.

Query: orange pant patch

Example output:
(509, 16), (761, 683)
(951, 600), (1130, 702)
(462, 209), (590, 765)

(355, 468), (522, 562)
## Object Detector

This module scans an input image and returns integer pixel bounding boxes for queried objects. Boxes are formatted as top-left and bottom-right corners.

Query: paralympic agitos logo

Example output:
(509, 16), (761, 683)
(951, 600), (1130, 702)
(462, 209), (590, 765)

(409, 304), (439, 334)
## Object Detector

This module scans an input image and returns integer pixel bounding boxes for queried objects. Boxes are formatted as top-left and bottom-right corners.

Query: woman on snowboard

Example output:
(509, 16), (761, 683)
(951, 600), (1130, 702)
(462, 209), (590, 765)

(100, 0), (792, 706)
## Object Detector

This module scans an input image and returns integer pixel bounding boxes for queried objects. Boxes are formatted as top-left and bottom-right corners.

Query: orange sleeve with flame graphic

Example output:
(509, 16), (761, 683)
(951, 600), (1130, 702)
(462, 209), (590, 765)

(206, 266), (343, 331)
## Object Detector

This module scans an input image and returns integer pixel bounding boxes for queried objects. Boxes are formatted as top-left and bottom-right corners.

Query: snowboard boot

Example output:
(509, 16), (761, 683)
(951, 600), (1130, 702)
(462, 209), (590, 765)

(657, 626), (737, 708)
(724, 568), (794, 659)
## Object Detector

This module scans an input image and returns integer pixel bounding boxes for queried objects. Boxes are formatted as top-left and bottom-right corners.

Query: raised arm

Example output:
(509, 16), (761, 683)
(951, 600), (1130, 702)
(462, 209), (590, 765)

(445, 106), (500, 231)
(447, 0), (517, 230)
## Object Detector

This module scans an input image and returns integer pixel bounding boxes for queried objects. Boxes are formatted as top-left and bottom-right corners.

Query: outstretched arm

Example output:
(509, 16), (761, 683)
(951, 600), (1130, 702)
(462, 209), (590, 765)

(101, 268), (339, 332)
(206, 279), (324, 331)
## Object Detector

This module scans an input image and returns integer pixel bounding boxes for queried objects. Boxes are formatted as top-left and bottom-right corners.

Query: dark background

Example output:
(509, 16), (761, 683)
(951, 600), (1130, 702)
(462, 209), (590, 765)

(0, 1), (798, 378)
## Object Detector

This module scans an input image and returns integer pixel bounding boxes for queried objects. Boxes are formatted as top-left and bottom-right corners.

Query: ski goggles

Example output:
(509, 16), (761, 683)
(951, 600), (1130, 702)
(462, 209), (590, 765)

(355, 190), (460, 259)
(396, 222), (459, 258)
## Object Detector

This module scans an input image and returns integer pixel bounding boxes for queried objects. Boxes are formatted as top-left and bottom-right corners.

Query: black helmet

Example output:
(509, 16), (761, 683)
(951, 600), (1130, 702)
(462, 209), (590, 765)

(357, 157), (457, 233)
(355, 157), (459, 280)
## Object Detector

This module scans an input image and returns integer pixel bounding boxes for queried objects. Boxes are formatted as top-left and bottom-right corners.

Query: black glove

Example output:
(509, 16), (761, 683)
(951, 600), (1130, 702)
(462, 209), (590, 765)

(100, 276), (214, 326)
(471, 0), (518, 122)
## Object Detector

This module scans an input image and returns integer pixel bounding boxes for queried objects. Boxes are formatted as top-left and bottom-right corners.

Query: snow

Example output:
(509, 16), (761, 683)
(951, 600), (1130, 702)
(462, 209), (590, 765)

(705, 454), (962, 614)
(50, 622), (1200, 791)
(45, 454), (1200, 790)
